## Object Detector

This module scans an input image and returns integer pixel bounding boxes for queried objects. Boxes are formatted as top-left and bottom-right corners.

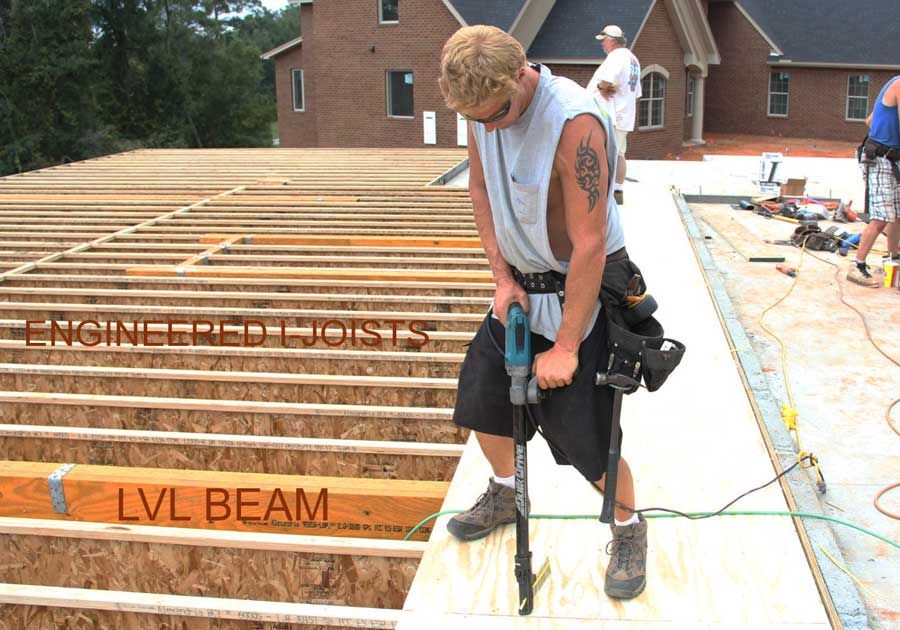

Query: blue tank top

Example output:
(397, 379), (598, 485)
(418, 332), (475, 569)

(870, 75), (900, 149)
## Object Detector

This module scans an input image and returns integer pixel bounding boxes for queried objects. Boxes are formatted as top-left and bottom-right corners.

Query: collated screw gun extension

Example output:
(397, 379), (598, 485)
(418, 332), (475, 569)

(505, 302), (534, 615)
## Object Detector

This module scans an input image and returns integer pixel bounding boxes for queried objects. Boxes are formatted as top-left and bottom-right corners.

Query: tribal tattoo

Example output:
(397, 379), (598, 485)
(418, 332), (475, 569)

(575, 131), (601, 212)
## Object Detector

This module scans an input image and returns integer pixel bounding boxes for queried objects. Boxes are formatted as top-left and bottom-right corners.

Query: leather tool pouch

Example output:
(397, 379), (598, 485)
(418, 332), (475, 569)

(600, 261), (685, 394)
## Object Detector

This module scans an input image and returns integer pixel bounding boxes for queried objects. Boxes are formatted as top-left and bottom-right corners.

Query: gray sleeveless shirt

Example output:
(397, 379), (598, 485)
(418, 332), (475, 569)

(472, 63), (626, 340)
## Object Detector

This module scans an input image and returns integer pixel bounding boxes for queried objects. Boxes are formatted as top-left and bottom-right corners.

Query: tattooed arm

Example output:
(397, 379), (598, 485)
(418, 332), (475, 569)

(533, 114), (609, 388)
(555, 113), (609, 351)
(534, 114), (609, 388)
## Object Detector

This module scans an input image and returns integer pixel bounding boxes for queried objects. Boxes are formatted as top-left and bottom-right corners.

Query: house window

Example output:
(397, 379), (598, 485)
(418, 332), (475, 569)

(387, 70), (413, 118)
(291, 69), (305, 112)
(639, 73), (665, 129)
(768, 71), (789, 117)
(846, 75), (869, 121)
(379, 0), (398, 23)
(686, 75), (696, 117)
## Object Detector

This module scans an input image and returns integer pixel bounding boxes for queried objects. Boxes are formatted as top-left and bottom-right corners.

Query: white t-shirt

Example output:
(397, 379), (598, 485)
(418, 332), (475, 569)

(586, 48), (642, 132)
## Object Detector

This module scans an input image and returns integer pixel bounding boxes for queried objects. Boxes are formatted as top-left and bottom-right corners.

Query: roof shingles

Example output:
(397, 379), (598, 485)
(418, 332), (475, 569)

(445, 0), (528, 31)
(739, 0), (900, 66)
(527, 0), (653, 59)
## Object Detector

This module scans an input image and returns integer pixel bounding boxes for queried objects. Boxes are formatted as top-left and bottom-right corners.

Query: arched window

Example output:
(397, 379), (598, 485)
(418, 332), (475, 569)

(639, 70), (666, 130)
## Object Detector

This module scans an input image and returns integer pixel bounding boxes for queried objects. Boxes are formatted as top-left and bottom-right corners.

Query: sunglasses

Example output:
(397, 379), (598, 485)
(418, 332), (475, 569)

(459, 99), (512, 124)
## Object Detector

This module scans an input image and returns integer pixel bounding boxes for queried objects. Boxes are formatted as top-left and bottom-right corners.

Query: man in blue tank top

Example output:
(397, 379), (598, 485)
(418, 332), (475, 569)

(438, 25), (649, 601)
(851, 75), (900, 286)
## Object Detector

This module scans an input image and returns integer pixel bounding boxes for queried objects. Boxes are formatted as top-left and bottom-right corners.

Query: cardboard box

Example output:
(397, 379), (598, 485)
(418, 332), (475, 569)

(781, 178), (807, 197)
(758, 182), (781, 196)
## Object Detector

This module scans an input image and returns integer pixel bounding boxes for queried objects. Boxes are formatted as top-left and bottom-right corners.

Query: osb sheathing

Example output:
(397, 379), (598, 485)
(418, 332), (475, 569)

(2, 309), (478, 334)
(0, 404), (465, 444)
(0, 536), (417, 611)
(197, 258), (485, 271)
(0, 606), (389, 630)
(5, 349), (463, 379)
(0, 437), (460, 481)
(1, 292), (489, 314)
(3, 277), (492, 299)
(0, 374), (457, 408)
(2, 326), (471, 354)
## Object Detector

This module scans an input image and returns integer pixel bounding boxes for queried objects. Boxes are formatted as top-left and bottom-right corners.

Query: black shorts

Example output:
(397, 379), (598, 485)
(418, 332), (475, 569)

(452, 306), (618, 482)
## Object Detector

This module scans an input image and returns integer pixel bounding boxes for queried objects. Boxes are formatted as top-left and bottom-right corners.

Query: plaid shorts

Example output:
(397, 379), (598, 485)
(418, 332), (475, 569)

(861, 156), (900, 222)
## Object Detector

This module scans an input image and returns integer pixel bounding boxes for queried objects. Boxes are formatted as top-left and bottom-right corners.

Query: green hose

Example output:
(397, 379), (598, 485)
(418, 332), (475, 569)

(403, 509), (900, 551)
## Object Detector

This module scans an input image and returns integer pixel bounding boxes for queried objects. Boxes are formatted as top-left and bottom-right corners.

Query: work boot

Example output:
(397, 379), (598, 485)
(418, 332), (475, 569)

(604, 515), (648, 599)
(614, 190), (624, 205)
(447, 478), (518, 542)
(846, 262), (880, 288)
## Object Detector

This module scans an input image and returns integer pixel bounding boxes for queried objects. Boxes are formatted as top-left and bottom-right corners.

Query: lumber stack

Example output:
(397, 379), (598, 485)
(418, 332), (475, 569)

(0, 147), (480, 627)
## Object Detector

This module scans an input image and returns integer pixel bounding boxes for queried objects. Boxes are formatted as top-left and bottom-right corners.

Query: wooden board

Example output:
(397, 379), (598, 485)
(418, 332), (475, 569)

(199, 234), (482, 248)
(125, 265), (493, 283)
(0, 584), (402, 629)
(0, 460), (447, 540)
(399, 180), (830, 627)
(700, 213), (786, 263)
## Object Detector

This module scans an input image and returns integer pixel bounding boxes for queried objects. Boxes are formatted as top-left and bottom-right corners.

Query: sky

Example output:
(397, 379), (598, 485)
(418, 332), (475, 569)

(260, 0), (292, 11)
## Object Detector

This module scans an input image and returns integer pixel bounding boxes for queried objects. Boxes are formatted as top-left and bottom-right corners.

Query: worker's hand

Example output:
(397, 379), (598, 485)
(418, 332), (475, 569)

(533, 345), (579, 390)
(493, 278), (528, 326)
(598, 85), (617, 99)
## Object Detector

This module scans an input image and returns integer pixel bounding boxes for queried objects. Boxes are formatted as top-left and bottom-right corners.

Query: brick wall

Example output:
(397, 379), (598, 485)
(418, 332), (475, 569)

(276, 45), (318, 146)
(629, 0), (687, 158)
(275, 0), (462, 148)
(706, 2), (894, 141)
(274, 0), (689, 156)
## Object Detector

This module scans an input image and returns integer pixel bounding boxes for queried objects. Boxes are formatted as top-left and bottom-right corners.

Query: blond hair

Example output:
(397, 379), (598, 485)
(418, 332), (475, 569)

(438, 25), (526, 111)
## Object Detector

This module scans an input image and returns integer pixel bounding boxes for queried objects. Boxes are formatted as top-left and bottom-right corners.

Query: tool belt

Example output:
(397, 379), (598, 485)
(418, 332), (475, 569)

(859, 136), (900, 183)
(511, 247), (685, 394)
(511, 247), (628, 307)
(791, 224), (838, 252)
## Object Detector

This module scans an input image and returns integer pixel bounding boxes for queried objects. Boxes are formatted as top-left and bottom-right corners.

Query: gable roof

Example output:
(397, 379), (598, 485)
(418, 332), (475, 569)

(738, 0), (900, 68)
(443, 0), (529, 31)
(527, 0), (654, 60)
(260, 36), (303, 60)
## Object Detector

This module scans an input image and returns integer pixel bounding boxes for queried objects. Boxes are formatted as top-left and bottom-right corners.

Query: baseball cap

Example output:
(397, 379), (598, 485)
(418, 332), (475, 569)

(595, 25), (624, 40)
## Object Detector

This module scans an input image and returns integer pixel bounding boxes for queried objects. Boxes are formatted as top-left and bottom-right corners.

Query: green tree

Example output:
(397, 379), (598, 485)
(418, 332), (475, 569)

(0, 0), (102, 174)
(0, 0), (296, 175)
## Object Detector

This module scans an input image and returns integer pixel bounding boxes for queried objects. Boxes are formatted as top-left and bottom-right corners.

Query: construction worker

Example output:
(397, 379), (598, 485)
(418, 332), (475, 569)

(586, 25), (641, 206)
(438, 25), (648, 600)
(851, 75), (900, 286)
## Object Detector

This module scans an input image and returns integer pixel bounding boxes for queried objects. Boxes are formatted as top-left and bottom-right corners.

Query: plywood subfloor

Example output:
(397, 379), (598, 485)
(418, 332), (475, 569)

(400, 183), (832, 627)
(691, 202), (899, 629)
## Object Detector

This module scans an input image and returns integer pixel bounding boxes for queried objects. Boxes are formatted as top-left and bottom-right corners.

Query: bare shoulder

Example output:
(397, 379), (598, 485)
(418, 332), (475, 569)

(554, 114), (607, 171)
(554, 114), (609, 214)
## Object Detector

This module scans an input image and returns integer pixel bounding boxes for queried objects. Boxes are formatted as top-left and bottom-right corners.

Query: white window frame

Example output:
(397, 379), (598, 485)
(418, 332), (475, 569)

(845, 74), (869, 122)
(291, 69), (305, 112)
(386, 70), (414, 119)
(378, 0), (398, 24)
(686, 74), (696, 117)
(768, 71), (789, 118)
(638, 67), (667, 130)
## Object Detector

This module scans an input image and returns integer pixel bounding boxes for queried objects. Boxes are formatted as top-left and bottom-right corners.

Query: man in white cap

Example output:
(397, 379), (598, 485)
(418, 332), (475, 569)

(586, 25), (641, 205)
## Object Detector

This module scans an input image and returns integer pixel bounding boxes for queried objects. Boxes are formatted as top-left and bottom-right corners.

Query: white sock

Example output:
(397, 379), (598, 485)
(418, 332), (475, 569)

(614, 184), (624, 192)
(493, 474), (515, 489)
(614, 513), (640, 527)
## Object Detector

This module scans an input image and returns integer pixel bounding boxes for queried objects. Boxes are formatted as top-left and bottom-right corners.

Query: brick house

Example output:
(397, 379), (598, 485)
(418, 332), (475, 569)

(263, 0), (900, 158)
